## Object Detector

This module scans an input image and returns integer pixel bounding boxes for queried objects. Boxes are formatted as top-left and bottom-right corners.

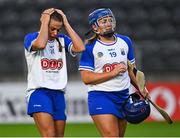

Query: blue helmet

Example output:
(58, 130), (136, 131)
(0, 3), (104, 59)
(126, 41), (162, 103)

(88, 8), (115, 26)
(123, 93), (151, 124)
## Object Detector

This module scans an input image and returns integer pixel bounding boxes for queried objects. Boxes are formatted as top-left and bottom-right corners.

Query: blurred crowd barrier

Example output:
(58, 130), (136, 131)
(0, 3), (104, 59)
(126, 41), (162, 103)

(0, 81), (179, 123)
(0, 82), (91, 123)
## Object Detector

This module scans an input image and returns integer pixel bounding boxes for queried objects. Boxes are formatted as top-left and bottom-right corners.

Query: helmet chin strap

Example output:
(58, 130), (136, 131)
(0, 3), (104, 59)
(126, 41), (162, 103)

(93, 29), (115, 37)
(100, 30), (115, 37)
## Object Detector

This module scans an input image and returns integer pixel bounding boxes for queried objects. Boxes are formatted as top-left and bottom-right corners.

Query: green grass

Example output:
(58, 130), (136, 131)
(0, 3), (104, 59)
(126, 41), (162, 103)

(0, 122), (179, 137)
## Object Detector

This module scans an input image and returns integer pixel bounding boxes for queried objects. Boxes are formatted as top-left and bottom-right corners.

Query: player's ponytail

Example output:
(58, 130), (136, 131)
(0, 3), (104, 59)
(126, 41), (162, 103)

(84, 29), (98, 45)
(55, 37), (63, 52)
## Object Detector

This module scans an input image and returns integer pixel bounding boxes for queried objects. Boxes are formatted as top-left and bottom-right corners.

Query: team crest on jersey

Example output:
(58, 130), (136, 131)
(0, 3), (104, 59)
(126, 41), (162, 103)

(49, 45), (55, 54)
(121, 48), (125, 55)
(97, 52), (103, 58)
(50, 48), (55, 54)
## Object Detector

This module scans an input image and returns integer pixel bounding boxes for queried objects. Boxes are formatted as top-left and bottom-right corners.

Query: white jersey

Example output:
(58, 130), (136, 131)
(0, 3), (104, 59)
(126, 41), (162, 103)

(79, 34), (135, 92)
(24, 32), (75, 92)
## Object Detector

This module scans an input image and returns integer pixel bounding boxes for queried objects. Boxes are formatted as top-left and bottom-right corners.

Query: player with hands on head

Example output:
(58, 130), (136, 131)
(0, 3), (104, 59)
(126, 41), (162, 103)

(24, 8), (85, 137)
(79, 8), (149, 137)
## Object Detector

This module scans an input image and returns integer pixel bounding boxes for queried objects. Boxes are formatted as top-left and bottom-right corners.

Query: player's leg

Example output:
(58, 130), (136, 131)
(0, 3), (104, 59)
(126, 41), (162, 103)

(54, 120), (66, 137)
(118, 119), (127, 137)
(33, 112), (55, 137)
(91, 114), (119, 137)
(88, 91), (129, 137)
(27, 88), (55, 137)
(53, 91), (66, 137)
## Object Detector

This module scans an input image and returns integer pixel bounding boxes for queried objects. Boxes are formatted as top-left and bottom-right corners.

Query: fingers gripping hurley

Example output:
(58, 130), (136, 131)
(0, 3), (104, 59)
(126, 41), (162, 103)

(127, 60), (173, 124)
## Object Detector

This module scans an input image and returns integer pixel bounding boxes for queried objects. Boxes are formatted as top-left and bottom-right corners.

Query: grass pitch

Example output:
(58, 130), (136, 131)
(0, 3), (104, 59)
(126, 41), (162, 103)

(0, 122), (179, 137)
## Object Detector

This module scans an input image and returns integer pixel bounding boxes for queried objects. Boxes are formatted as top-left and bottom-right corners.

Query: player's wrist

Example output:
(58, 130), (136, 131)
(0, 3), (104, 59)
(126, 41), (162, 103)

(41, 19), (49, 26)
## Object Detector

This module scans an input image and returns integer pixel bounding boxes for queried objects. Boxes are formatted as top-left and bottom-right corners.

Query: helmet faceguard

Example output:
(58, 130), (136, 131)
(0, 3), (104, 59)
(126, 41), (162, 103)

(88, 8), (116, 36)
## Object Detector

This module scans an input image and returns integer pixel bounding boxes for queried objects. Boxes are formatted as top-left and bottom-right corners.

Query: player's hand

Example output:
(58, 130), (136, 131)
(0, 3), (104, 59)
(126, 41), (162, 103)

(55, 9), (69, 26)
(40, 8), (55, 23)
(112, 62), (127, 77)
(141, 87), (151, 99)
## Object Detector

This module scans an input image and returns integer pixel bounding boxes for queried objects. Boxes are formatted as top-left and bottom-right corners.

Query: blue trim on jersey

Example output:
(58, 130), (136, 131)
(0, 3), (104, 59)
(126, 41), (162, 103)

(68, 42), (77, 57)
(79, 66), (94, 71)
(79, 42), (96, 71)
(24, 32), (38, 51)
(116, 34), (135, 62)
(130, 58), (135, 64)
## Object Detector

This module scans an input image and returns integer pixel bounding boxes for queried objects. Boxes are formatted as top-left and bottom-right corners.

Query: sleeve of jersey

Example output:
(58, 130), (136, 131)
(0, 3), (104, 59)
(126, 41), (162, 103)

(79, 45), (94, 71)
(63, 34), (76, 57)
(24, 32), (38, 52)
(122, 36), (135, 64)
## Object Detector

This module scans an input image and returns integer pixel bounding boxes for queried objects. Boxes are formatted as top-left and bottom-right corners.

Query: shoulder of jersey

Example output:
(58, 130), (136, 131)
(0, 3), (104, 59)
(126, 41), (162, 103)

(115, 33), (132, 44)
(115, 33), (130, 40)
(85, 40), (97, 48)
(25, 32), (39, 39)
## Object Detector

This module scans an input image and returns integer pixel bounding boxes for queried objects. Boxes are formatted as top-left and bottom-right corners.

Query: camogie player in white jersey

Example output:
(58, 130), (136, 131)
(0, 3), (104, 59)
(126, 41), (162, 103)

(79, 8), (148, 137)
(24, 8), (84, 137)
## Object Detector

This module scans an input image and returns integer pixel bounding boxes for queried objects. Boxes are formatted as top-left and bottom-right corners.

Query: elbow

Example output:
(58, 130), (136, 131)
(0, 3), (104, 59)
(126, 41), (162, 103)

(32, 44), (46, 50)
(32, 41), (46, 50)
(77, 41), (85, 52)
(81, 76), (94, 85)
(73, 44), (85, 52)
(80, 45), (85, 52)
(82, 78), (97, 85)
(77, 46), (85, 52)
(82, 79), (91, 85)
(84, 81), (92, 85)
(38, 44), (46, 50)
(81, 71), (94, 85)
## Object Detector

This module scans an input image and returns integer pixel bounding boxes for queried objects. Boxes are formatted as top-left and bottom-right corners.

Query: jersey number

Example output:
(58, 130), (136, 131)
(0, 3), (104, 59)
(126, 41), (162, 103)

(109, 52), (117, 57)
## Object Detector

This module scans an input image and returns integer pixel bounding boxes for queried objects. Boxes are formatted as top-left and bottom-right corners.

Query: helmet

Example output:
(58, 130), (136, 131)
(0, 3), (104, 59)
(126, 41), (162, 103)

(88, 8), (116, 36)
(123, 93), (151, 124)
(88, 8), (115, 25)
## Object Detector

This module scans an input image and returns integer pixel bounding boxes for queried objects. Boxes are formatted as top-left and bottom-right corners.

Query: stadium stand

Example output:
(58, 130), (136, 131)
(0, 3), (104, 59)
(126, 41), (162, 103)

(0, 0), (179, 81)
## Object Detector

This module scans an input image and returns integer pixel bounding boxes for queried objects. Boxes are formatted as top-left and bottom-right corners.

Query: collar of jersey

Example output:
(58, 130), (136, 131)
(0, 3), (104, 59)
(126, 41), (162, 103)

(97, 35), (117, 46)
(48, 39), (55, 43)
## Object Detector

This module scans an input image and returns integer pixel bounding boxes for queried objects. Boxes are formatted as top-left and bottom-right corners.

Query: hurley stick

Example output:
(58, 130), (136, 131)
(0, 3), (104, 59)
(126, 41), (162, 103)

(127, 60), (173, 124)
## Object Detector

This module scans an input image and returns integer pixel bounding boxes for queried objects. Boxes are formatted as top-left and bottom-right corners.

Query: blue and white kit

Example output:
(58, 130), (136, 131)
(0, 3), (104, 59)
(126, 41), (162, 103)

(79, 34), (135, 118)
(24, 32), (75, 120)
(79, 34), (135, 92)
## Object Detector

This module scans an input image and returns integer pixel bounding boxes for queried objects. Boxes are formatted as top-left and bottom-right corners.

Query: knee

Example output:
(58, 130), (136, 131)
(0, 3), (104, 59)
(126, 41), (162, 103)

(40, 127), (55, 137)
(119, 129), (126, 137)
(55, 131), (64, 137)
(102, 129), (119, 137)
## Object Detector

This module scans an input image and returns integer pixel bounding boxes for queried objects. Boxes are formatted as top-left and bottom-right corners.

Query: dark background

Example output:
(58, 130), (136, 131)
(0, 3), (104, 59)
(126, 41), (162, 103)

(0, 0), (179, 82)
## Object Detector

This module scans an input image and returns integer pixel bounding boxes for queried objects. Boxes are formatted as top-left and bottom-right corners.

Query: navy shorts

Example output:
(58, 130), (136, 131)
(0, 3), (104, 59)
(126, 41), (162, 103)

(27, 88), (66, 120)
(88, 89), (129, 119)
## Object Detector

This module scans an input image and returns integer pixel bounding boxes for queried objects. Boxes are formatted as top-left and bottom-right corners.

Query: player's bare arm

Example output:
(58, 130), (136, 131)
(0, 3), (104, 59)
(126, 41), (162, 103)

(32, 8), (55, 51)
(55, 9), (85, 52)
(81, 63), (127, 85)
(127, 62), (150, 98)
